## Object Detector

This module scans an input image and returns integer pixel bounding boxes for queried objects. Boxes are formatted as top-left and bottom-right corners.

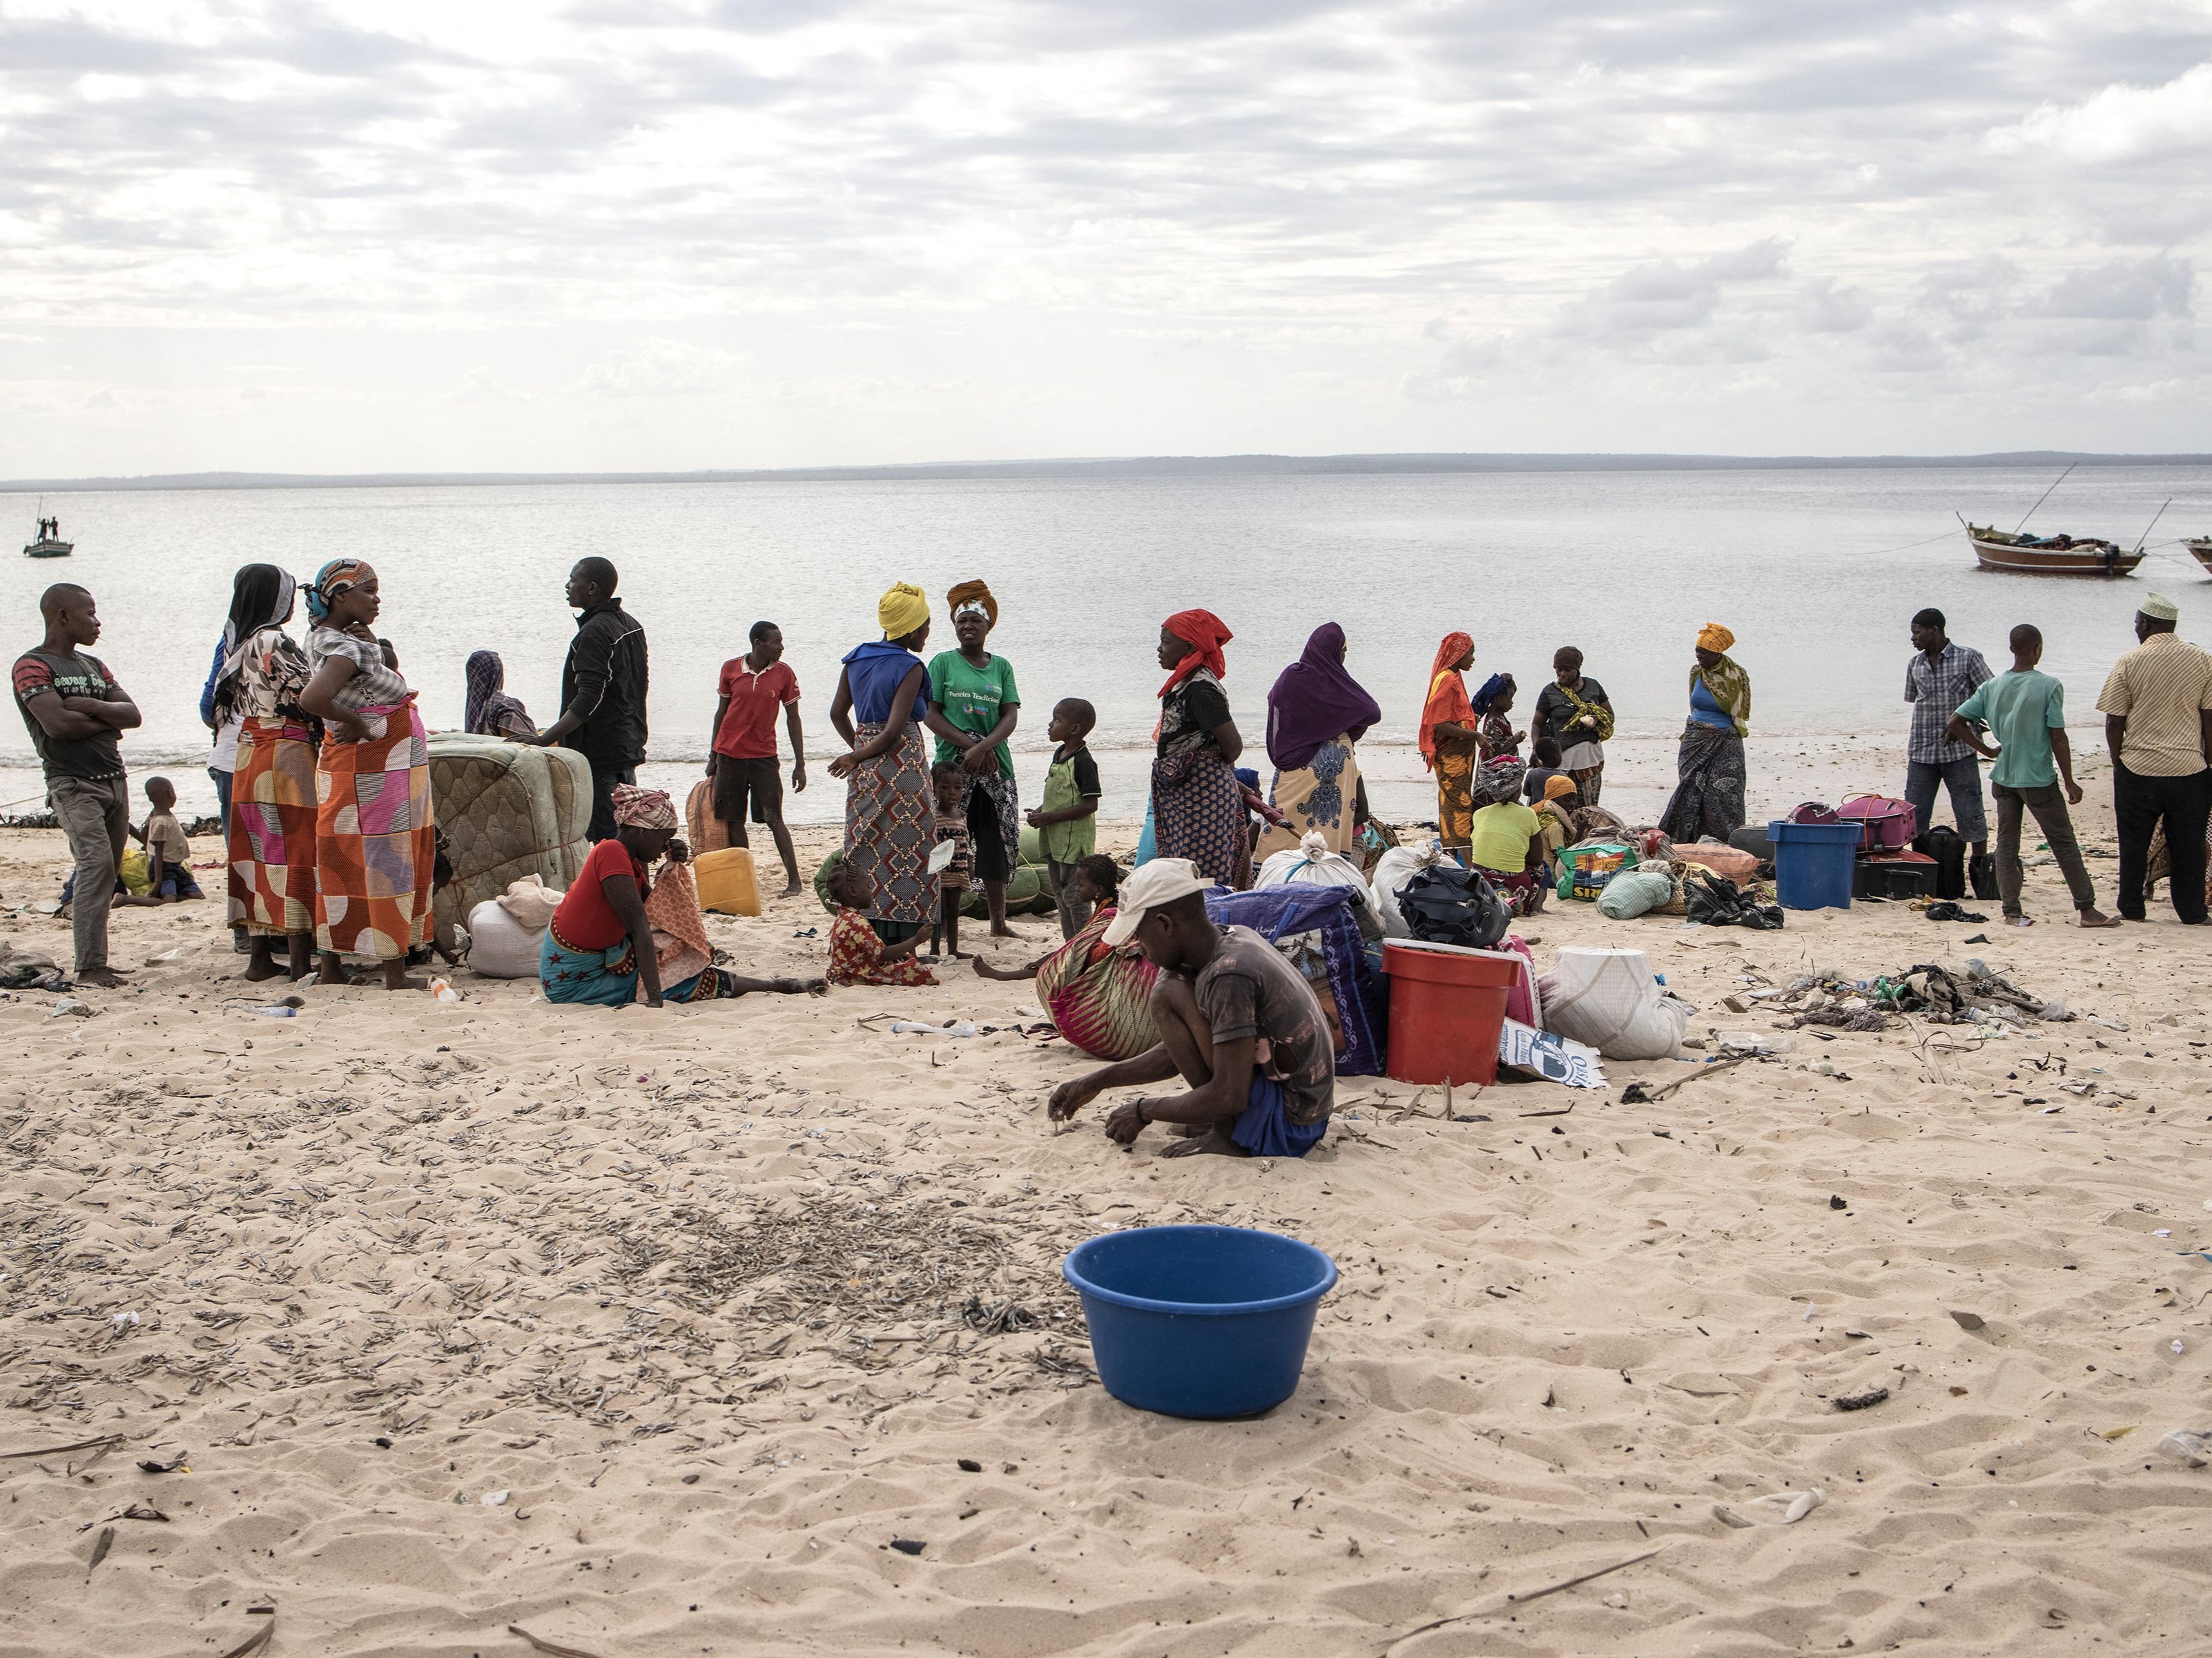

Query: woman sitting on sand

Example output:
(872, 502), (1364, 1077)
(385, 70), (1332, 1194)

(1660, 623), (1751, 845)
(541, 784), (819, 1005)
(1419, 631), (1481, 864)
(973, 855), (1161, 1061)
(464, 649), (536, 738)
(1533, 775), (1581, 871)
(1254, 622), (1379, 864)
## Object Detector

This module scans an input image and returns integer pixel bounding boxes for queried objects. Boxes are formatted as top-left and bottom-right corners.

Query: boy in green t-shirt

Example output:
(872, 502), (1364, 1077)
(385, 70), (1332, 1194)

(1028, 698), (1103, 938)
(1948, 623), (2115, 929)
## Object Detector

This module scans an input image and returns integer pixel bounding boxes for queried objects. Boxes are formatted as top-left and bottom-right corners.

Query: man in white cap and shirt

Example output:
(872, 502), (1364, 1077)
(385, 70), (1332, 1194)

(2096, 592), (2212, 924)
(1047, 858), (1335, 1158)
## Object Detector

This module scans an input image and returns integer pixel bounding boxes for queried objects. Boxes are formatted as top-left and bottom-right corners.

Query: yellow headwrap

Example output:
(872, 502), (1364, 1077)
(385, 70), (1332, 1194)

(878, 582), (930, 639)
(1697, 622), (1736, 653)
(1542, 773), (1578, 802)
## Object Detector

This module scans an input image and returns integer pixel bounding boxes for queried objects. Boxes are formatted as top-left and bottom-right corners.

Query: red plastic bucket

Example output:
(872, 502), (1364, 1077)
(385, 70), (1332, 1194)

(1382, 941), (1520, 1086)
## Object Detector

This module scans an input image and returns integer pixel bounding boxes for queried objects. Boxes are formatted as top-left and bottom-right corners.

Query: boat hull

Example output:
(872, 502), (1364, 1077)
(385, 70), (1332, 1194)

(22, 539), (72, 558)
(1968, 533), (2139, 576)
(2186, 539), (2212, 575)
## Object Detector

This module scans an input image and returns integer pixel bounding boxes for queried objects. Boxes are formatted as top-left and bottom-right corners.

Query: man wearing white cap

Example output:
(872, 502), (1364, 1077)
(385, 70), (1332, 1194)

(1046, 858), (1335, 1157)
(2096, 593), (2212, 924)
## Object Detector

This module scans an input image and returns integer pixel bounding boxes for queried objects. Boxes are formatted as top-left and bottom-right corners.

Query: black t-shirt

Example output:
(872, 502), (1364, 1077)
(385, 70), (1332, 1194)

(1159, 677), (1233, 755)
(1068, 746), (1101, 796)
(13, 648), (126, 782)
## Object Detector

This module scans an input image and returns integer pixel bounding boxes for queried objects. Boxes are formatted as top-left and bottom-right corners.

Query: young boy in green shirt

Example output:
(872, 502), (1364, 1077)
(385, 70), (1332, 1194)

(1948, 623), (2115, 929)
(1027, 698), (1103, 938)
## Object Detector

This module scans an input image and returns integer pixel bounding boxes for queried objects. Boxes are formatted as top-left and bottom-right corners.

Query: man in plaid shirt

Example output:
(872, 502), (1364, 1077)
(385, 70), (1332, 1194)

(1904, 606), (1993, 862)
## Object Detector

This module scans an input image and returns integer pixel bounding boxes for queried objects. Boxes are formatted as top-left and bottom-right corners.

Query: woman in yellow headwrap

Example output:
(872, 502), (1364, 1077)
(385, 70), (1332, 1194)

(827, 584), (935, 941)
(1659, 623), (1752, 843)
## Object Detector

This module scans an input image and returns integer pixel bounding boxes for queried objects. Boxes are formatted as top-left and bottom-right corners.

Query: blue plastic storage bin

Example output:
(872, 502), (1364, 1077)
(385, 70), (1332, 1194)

(1769, 818), (1861, 911)
(1062, 1225), (1338, 1419)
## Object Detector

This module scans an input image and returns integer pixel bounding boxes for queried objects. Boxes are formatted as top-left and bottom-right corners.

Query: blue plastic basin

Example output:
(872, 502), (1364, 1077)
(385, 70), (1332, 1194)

(1062, 1224), (1339, 1419)
(1769, 818), (1861, 911)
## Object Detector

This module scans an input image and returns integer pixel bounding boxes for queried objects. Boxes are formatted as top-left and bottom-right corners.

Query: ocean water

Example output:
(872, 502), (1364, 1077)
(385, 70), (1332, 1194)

(3, 465), (2206, 828)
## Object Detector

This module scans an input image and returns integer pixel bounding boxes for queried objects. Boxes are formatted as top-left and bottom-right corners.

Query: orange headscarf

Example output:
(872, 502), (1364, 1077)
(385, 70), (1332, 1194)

(1159, 610), (1232, 698)
(1418, 631), (1475, 772)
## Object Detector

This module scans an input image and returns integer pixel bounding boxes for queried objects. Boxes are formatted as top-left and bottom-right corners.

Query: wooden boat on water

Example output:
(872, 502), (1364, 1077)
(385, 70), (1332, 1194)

(1964, 523), (2140, 577)
(22, 514), (72, 559)
(2185, 537), (2212, 576)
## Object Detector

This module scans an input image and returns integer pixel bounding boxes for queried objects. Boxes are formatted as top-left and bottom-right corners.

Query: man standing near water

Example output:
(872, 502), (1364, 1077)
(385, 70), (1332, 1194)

(512, 558), (649, 842)
(14, 584), (142, 987)
(1903, 607), (1992, 883)
(2096, 594), (2212, 924)
(706, 619), (807, 896)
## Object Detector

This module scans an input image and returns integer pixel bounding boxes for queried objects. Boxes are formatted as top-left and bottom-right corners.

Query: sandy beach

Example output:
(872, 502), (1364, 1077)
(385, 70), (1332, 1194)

(3, 760), (2211, 1657)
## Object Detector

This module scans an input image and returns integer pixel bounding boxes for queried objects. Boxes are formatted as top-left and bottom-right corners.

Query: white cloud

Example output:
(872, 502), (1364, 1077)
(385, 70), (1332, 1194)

(1988, 61), (2212, 162)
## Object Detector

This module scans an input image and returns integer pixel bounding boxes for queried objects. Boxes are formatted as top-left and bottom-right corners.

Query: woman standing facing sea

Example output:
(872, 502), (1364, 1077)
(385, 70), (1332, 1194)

(829, 584), (935, 941)
(1255, 621), (1379, 862)
(1149, 609), (1251, 889)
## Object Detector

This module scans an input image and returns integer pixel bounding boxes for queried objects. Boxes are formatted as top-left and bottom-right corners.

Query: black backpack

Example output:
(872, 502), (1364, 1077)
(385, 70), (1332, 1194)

(1396, 865), (1513, 950)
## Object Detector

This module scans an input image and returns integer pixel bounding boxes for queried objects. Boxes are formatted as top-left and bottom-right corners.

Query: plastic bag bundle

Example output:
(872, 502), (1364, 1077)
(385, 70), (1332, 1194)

(1597, 867), (1676, 920)
(1371, 838), (1448, 938)
(1256, 831), (1384, 935)
(1685, 871), (1785, 930)
(1396, 865), (1513, 952)
(1537, 946), (1686, 1059)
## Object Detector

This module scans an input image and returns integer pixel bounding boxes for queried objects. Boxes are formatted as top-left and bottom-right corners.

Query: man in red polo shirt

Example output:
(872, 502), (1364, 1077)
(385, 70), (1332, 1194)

(706, 619), (807, 894)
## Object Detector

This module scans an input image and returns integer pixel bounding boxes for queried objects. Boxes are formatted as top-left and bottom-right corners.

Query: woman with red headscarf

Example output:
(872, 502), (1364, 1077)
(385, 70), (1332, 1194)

(1151, 610), (1251, 889)
(1418, 631), (1481, 862)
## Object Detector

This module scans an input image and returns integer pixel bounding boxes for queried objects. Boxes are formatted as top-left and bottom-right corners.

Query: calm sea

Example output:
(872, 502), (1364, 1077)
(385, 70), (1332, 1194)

(3, 465), (2206, 829)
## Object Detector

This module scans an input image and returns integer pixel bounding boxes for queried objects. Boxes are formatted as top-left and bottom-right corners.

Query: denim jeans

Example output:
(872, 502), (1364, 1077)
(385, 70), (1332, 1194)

(1905, 755), (1988, 845)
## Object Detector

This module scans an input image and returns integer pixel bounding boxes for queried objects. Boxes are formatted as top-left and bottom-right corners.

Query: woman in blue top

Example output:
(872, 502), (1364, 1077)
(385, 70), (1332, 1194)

(828, 583), (935, 940)
(1660, 623), (1752, 843)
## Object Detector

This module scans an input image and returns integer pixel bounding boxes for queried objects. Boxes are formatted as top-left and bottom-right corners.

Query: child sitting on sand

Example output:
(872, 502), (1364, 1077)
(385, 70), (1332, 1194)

(133, 776), (202, 902)
(826, 859), (938, 987)
(929, 761), (972, 960)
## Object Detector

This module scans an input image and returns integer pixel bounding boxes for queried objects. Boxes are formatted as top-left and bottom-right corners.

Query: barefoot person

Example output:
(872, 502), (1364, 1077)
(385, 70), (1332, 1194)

(510, 558), (648, 843)
(1418, 631), (1480, 865)
(2097, 593), (2212, 925)
(1948, 624), (2115, 930)
(297, 559), (436, 990)
(540, 784), (818, 1005)
(925, 581), (1022, 938)
(824, 858), (937, 987)
(13, 583), (142, 987)
(706, 620), (807, 895)
(829, 584), (935, 947)
(1151, 610), (1250, 889)
(973, 854), (1159, 1061)
(215, 564), (320, 982)
(1047, 858), (1334, 1159)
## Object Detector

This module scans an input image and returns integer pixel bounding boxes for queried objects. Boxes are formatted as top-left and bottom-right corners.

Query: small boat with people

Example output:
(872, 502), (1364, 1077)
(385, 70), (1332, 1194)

(23, 512), (72, 559)
(1963, 523), (2140, 576)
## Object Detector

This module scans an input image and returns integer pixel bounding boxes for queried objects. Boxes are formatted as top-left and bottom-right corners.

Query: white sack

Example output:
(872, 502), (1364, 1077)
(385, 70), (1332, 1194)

(467, 899), (547, 979)
(496, 874), (563, 934)
(1257, 830), (1384, 932)
(1537, 945), (1686, 1060)
(1370, 837), (1449, 939)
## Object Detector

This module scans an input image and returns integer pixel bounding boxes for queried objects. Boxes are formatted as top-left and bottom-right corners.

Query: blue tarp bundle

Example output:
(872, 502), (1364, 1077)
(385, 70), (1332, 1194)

(1203, 883), (1386, 1077)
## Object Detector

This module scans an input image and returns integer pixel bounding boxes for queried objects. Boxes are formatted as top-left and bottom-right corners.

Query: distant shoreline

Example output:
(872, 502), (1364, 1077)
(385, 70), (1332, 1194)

(6, 450), (2211, 494)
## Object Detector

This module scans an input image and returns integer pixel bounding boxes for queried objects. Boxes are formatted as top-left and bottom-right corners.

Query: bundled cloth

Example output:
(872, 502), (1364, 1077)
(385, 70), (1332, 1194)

(1205, 884), (1386, 1076)
(1685, 871), (1784, 930)
(1538, 947), (1687, 1060)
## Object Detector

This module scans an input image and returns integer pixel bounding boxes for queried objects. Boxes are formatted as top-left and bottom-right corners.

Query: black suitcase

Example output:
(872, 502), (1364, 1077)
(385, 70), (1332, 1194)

(1854, 853), (1937, 900)
(1914, 827), (1966, 900)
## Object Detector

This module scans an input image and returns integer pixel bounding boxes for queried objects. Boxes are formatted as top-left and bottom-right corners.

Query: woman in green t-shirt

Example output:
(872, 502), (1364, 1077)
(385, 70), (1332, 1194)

(924, 580), (1022, 938)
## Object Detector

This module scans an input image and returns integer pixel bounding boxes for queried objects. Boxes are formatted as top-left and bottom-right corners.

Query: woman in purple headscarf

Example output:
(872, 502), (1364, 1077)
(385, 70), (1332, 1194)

(1254, 621), (1383, 862)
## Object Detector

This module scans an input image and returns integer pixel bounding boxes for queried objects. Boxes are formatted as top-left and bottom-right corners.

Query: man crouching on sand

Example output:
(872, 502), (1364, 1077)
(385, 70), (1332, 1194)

(1047, 858), (1334, 1158)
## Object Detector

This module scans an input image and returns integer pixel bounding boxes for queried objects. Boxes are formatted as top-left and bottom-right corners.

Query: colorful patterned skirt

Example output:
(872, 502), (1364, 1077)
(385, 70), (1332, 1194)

(844, 720), (933, 929)
(539, 924), (739, 1004)
(228, 716), (318, 936)
(1254, 736), (1359, 864)
(1035, 907), (1161, 1061)
(1151, 746), (1252, 889)
(314, 704), (436, 961)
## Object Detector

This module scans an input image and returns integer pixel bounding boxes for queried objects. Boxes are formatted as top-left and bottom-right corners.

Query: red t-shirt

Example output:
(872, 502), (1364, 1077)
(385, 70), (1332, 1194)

(552, 839), (650, 952)
(713, 658), (799, 760)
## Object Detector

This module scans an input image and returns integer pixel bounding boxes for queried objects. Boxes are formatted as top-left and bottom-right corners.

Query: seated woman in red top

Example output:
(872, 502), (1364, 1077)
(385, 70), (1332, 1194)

(539, 784), (819, 1006)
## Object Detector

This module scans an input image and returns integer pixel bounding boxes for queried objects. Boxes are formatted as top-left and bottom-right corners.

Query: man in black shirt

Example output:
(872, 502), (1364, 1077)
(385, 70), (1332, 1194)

(13, 584), (142, 984)
(512, 557), (649, 841)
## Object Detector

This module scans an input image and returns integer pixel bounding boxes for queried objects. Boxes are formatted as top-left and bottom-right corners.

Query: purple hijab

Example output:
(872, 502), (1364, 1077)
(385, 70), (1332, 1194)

(1265, 622), (1382, 773)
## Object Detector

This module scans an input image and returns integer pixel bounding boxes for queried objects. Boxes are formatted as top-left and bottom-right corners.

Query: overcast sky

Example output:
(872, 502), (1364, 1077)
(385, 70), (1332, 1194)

(3, 1), (2209, 475)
